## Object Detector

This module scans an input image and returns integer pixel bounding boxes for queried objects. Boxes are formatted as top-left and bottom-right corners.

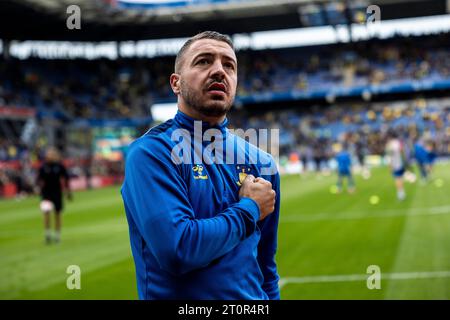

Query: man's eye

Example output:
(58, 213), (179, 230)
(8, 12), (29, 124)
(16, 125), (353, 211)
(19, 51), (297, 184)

(197, 59), (209, 65)
(224, 63), (235, 70)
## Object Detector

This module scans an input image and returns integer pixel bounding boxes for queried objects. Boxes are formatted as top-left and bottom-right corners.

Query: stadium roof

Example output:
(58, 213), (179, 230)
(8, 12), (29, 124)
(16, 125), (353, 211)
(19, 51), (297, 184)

(0, 0), (447, 41)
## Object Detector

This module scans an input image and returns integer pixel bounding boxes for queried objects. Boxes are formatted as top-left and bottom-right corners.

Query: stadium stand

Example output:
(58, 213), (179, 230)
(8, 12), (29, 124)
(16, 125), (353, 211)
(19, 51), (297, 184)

(1, 1), (450, 198)
(2, 0), (450, 303)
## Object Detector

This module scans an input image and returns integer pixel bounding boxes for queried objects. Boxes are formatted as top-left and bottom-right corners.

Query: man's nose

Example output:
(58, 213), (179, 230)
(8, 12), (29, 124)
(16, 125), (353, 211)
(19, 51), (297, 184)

(209, 60), (226, 79)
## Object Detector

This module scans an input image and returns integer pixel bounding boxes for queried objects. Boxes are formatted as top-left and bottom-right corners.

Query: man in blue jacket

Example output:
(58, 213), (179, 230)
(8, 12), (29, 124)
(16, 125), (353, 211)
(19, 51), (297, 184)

(121, 31), (280, 300)
(414, 140), (429, 181)
(335, 143), (355, 194)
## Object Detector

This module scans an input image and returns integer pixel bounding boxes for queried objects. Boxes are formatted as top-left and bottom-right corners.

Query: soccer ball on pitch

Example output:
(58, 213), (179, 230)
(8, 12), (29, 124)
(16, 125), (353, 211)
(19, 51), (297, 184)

(404, 171), (417, 184)
(40, 200), (54, 213)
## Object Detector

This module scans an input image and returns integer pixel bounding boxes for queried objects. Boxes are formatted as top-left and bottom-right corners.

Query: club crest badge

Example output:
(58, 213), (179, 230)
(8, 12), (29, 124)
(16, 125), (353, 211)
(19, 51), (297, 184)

(236, 165), (252, 186)
(192, 164), (208, 180)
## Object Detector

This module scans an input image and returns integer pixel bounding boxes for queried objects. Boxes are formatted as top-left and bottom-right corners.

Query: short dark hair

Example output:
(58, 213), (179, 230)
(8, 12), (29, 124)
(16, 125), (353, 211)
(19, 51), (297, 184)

(174, 31), (234, 73)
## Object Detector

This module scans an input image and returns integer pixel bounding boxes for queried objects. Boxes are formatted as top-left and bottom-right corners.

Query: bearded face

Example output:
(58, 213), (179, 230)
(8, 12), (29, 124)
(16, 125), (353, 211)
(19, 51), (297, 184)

(172, 39), (238, 119)
(179, 76), (234, 117)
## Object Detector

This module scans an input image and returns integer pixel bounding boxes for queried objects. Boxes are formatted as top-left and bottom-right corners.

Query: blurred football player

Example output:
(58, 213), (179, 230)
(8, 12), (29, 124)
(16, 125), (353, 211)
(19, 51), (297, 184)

(425, 140), (437, 178)
(335, 143), (355, 193)
(414, 138), (429, 182)
(37, 147), (72, 244)
(385, 132), (406, 200)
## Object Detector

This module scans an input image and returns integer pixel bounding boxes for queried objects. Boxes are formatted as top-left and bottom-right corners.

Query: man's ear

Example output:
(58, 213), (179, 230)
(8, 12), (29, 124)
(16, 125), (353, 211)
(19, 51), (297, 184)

(170, 73), (181, 95)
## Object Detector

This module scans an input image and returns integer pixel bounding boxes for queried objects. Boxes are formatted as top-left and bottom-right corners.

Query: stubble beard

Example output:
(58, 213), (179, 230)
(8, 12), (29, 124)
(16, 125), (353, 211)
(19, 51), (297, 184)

(180, 79), (233, 118)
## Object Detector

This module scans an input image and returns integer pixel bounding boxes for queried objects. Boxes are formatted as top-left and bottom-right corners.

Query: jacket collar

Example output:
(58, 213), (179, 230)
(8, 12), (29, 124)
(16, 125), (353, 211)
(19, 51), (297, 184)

(174, 110), (229, 134)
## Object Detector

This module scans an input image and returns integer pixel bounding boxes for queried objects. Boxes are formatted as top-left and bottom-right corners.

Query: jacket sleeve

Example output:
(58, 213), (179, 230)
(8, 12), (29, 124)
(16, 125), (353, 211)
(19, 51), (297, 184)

(257, 166), (281, 300)
(121, 139), (260, 276)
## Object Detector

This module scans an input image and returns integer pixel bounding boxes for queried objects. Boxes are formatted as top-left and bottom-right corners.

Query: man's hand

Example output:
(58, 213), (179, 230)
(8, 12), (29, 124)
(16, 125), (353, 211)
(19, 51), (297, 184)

(239, 175), (276, 221)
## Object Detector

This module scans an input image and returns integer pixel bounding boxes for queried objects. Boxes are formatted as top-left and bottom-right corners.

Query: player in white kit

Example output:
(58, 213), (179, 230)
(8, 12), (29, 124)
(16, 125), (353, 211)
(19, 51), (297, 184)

(385, 132), (406, 201)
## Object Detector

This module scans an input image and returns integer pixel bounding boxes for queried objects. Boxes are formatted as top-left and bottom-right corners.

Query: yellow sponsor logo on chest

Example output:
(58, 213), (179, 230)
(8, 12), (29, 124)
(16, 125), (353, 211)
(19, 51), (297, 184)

(192, 164), (208, 180)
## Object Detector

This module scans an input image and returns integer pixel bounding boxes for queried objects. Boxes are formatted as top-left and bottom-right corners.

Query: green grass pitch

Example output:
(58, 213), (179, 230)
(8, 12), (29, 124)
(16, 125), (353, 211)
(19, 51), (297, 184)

(1, 163), (449, 299)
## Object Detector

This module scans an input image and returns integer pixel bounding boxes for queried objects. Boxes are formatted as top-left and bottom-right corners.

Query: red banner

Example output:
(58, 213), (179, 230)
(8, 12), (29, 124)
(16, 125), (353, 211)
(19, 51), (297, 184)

(0, 106), (36, 119)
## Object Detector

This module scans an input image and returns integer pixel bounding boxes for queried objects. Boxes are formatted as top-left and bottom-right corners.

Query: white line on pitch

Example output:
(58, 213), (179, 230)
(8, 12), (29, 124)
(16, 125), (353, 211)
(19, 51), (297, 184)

(280, 205), (450, 223)
(279, 270), (450, 288)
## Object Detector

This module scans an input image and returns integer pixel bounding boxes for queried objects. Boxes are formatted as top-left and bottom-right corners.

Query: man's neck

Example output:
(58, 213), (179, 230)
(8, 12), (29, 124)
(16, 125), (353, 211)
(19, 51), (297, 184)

(178, 105), (226, 126)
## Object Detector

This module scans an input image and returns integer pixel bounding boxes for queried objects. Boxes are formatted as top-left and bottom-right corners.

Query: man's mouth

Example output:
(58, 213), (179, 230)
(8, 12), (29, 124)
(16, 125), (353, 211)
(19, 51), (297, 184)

(207, 82), (227, 94)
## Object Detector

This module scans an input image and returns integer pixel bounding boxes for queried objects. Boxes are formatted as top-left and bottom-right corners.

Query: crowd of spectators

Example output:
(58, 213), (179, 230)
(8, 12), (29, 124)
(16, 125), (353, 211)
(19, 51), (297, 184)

(1, 35), (450, 195)
(0, 58), (172, 119)
(229, 97), (450, 169)
(1, 35), (450, 120)
(236, 35), (450, 96)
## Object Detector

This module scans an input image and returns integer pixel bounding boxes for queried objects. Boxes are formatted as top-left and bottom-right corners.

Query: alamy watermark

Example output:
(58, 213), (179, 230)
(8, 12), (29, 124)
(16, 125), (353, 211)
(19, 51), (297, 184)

(366, 5), (381, 25)
(66, 5), (81, 30)
(66, 265), (81, 290)
(170, 122), (279, 175)
(366, 265), (381, 290)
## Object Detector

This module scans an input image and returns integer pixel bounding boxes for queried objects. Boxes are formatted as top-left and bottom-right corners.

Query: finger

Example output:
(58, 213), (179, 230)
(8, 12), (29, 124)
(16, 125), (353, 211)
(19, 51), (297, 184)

(256, 178), (272, 187)
(254, 177), (266, 183)
(244, 174), (256, 183)
(255, 177), (270, 182)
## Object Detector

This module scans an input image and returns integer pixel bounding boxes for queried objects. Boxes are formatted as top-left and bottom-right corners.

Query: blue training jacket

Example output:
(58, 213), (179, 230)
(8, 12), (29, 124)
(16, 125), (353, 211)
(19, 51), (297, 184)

(121, 110), (280, 300)
(414, 143), (429, 164)
(336, 151), (352, 174)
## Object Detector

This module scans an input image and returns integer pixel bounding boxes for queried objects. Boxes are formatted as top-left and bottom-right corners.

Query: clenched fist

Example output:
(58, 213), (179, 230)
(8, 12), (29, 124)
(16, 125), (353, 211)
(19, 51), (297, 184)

(239, 175), (276, 220)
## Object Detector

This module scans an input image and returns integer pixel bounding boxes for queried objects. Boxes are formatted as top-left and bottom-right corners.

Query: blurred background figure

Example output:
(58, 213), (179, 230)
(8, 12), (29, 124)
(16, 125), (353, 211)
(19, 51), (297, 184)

(385, 132), (407, 201)
(414, 138), (431, 182)
(37, 147), (72, 244)
(424, 140), (437, 179)
(334, 142), (355, 194)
